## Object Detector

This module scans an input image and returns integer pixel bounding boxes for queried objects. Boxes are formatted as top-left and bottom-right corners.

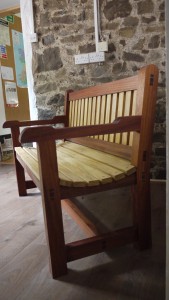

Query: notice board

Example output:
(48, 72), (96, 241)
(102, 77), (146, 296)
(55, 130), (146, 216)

(0, 15), (30, 121)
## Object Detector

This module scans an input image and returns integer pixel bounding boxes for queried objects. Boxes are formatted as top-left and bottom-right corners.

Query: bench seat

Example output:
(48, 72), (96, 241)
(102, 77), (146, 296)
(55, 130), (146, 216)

(15, 142), (136, 188)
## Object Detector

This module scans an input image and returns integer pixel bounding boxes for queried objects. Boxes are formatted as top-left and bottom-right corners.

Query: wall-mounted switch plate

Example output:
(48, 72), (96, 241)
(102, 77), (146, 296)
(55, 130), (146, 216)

(98, 41), (108, 52)
(89, 52), (105, 63)
(74, 54), (89, 64)
(30, 33), (38, 43)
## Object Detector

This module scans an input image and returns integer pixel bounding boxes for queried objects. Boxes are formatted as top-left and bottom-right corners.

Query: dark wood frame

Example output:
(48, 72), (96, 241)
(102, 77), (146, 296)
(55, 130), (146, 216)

(4, 64), (159, 278)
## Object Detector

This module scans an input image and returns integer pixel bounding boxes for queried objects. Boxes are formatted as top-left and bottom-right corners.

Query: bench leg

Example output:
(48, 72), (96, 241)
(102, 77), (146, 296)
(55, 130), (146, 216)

(37, 141), (67, 278)
(15, 155), (27, 196)
(42, 191), (67, 278)
(132, 180), (152, 250)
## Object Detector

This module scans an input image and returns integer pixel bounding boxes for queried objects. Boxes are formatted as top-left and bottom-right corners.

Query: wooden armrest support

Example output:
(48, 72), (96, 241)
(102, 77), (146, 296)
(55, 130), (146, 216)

(20, 116), (141, 143)
(3, 115), (66, 129)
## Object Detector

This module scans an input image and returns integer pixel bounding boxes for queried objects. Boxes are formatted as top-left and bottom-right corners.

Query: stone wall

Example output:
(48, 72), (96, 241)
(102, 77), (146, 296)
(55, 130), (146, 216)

(32, 0), (166, 179)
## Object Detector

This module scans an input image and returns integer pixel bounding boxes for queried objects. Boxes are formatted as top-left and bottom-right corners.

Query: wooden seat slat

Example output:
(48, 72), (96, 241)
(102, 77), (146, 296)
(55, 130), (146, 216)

(57, 150), (112, 186)
(25, 147), (91, 187)
(16, 147), (76, 187)
(20, 142), (134, 187)
(23, 146), (102, 186)
(62, 142), (136, 175)
(57, 145), (125, 181)
(15, 147), (40, 180)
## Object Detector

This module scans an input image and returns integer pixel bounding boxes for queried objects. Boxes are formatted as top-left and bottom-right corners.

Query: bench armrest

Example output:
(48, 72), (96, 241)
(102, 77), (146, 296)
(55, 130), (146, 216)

(3, 115), (67, 129)
(20, 115), (141, 144)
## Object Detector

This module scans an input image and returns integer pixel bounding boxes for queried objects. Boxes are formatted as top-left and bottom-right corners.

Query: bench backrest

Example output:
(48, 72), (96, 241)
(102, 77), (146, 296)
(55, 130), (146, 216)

(65, 64), (159, 167)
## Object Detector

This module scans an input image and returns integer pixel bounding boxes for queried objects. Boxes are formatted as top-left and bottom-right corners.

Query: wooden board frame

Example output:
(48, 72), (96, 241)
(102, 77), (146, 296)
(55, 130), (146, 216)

(0, 6), (20, 18)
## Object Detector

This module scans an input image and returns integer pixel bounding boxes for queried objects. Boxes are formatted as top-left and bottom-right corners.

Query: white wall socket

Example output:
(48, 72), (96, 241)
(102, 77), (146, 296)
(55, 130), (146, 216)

(98, 41), (108, 52)
(30, 33), (38, 43)
(74, 53), (89, 64)
(74, 52), (105, 64)
(89, 52), (105, 63)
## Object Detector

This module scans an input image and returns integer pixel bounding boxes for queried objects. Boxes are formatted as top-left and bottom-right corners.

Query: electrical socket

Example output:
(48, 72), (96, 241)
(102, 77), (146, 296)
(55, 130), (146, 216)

(98, 41), (108, 52)
(30, 33), (38, 43)
(89, 52), (105, 63)
(74, 53), (89, 64)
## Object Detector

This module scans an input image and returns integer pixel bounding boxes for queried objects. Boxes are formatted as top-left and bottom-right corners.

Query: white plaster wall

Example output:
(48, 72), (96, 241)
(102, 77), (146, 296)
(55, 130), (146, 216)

(0, 0), (19, 10)
(166, 0), (169, 298)
(20, 0), (37, 120)
(0, 71), (10, 135)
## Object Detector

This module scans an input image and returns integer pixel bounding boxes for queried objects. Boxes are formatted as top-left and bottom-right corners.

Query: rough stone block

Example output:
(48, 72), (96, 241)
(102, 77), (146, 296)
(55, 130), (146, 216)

(38, 108), (56, 120)
(123, 52), (144, 62)
(137, 0), (154, 14)
(148, 35), (160, 49)
(34, 48), (63, 73)
(119, 27), (136, 38)
(42, 35), (55, 46)
(103, 0), (132, 20)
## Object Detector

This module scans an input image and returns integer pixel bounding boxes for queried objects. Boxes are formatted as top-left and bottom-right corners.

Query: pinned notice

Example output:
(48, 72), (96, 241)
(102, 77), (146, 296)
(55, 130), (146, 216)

(0, 45), (7, 59)
(5, 81), (19, 107)
(0, 20), (10, 46)
(1, 66), (14, 80)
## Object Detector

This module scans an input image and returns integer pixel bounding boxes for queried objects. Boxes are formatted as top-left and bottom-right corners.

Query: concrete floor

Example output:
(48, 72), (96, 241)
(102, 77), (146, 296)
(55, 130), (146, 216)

(0, 164), (166, 300)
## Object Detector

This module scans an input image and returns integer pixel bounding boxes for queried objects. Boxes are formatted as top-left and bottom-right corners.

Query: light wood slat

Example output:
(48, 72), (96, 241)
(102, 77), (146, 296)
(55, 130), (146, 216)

(122, 91), (132, 145)
(58, 168), (81, 187)
(73, 100), (78, 127)
(21, 147), (86, 187)
(15, 147), (40, 180)
(90, 97), (97, 139)
(79, 98), (85, 126)
(83, 98), (89, 126)
(109, 93), (118, 142)
(95, 96), (101, 124)
(22, 146), (119, 186)
(129, 90), (137, 146)
(21, 147), (82, 187)
(62, 142), (136, 175)
(70, 101), (74, 127)
(91, 97), (97, 125)
(99, 95), (107, 140)
(58, 157), (100, 187)
(24, 147), (86, 187)
(70, 100), (76, 127)
(69, 101), (73, 127)
(104, 94), (112, 142)
(94, 96), (101, 139)
(57, 149), (112, 185)
(87, 98), (92, 125)
(115, 92), (125, 144)
(21, 142), (133, 188)
(57, 146), (125, 181)
(72, 101), (75, 127)
(22, 147), (37, 160)
(68, 137), (132, 160)
(76, 99), (82, 126)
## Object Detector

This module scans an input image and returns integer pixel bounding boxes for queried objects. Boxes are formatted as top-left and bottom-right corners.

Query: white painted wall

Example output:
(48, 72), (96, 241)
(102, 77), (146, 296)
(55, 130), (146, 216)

(166, 0), (169, 297)
(20, 0), (37, 120)
(0, 0), (20, 10)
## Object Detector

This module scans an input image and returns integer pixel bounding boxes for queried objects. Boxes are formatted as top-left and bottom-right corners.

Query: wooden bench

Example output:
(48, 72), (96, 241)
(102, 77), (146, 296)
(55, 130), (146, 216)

(3, 64), (159, 279)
